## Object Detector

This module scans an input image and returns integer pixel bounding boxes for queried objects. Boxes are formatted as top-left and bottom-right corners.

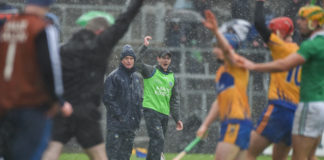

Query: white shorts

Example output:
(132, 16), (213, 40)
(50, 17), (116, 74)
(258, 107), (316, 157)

(292, 101), (324, 138)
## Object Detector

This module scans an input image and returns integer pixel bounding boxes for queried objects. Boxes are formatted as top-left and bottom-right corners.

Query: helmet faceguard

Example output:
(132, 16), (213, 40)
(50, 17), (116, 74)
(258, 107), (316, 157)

(298, 5), (324, 30)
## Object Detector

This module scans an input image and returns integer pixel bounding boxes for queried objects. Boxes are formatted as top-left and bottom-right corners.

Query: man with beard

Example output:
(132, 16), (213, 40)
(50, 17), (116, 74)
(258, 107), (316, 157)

(136, 36), (183, 160)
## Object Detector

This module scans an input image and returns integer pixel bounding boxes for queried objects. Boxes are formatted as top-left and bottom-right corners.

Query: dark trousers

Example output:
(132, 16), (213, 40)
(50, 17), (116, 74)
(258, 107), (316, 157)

(143, 108), (169, 160)
(1, 107), (52, 160)
(106, 129), (136, 160)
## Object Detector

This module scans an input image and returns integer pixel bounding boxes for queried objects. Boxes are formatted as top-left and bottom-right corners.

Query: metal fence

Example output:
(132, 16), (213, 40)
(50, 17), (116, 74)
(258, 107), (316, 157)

(9, 0), (274, 154)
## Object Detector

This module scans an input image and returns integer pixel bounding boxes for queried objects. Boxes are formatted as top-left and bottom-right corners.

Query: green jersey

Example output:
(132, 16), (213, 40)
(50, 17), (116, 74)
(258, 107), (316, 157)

(298, 31), (324, 102)
(143, 69), (175, 115)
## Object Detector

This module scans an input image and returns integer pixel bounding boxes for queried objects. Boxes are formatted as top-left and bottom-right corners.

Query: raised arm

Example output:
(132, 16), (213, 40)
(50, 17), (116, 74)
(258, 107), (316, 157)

(135, 36), (156, 78)
(254, 0), (271, 43)
(203, 10), (239, 65)
(98, 0), (144, 53)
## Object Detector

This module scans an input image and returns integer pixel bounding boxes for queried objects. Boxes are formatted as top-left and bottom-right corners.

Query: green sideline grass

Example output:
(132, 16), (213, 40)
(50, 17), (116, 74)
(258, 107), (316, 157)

(59, 153), (324, 160)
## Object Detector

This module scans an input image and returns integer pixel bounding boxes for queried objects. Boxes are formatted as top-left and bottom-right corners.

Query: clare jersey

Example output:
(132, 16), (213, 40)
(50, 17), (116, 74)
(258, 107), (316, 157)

(267, 33), (300, 109)
(215, 61), (250, 121)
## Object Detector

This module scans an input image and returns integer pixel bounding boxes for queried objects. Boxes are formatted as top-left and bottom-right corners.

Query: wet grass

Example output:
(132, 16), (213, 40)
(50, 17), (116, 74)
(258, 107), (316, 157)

(59, 153), (324, 160)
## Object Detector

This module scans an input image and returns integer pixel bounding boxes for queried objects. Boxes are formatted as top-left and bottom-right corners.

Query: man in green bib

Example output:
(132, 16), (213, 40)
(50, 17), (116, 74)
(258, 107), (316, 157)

(136, 36), (183, 160)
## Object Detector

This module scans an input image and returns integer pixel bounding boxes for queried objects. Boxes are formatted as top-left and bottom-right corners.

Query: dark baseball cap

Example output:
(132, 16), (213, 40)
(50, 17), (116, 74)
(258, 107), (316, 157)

(159, 50), (172, 58)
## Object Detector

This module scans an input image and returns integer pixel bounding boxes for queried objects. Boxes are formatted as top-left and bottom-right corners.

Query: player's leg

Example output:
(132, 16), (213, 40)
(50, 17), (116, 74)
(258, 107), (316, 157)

(42, 141), (64, 160)
(307, 136), (321, 160)
(7, 107), (52, 160)
(0, 116), (12, 159)
(235, 150), (247, 160)
(292, 102), (324, 160)
(215, 142), (240, 160)
(247, 104), (280, 160)
(272, 142), (291, 160)
(292, 135), (319, 160)
(75, 111), (107, 160)
(84, 143), (108, 160)
(220, 119), (253, 160)
(43, 114), (72, 160)
(246, 131), (271, 160)
(272, 106), (296, 160)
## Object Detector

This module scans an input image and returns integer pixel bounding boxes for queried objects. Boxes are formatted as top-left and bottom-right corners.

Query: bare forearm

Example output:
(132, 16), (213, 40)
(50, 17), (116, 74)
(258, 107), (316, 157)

(213, 29), (237, 64)
(253, 59), (291, 72)
(213, 29), (231, 52)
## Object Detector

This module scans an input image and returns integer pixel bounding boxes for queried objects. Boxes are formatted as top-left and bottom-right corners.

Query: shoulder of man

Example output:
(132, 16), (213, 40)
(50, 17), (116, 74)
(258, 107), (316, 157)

(13, 14), (48, 33)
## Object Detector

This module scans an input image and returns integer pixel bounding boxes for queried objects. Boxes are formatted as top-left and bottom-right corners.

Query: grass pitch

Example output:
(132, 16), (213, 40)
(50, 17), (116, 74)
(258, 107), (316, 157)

(59, 153), (324, 160)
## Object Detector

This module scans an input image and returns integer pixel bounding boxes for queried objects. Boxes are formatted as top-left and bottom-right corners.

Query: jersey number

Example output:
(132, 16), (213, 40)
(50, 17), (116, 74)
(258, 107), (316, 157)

(3, 42), (17, 81)
(286, 65), (301, 86)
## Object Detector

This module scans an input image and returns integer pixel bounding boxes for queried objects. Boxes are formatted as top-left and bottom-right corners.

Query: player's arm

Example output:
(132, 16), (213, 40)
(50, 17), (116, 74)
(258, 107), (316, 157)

(36, 25), (72, 117)
(196, 99), (219, 138)
(243, 52), (305, 72)
(254, 0), (271, 43)
(98, 0), (143, 53)
(203, 10), (239, 65)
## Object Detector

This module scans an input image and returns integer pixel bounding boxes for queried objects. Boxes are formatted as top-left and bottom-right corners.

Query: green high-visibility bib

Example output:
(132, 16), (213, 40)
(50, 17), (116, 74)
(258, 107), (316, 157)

(143, 69), (175, 115)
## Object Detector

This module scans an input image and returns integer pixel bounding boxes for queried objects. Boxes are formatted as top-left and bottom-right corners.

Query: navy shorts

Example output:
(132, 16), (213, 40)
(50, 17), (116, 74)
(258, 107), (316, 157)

(219, 119), (253, 150)
(255, 103), (295, 146)
(2, 107), (52, 160)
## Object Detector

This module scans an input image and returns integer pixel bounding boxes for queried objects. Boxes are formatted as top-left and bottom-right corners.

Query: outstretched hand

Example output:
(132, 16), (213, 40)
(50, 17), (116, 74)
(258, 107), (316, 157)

(144, 36), (152, 46)
(236, 56), (256, 70)
(203, 10), (219, 32)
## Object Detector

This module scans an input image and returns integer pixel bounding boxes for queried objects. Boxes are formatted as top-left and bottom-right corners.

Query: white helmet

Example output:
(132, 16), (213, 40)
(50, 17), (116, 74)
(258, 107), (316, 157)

(219, 19), (252, 41)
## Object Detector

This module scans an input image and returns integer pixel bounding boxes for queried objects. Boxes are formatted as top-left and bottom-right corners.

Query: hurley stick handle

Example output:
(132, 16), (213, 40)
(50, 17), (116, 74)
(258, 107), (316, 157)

(173, 137), (202, 160)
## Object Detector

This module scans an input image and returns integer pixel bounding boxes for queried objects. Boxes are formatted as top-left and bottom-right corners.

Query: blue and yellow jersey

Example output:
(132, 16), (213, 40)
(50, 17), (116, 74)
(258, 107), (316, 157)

(215, 61), (251, 121)
(267, 33), (300, 110)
